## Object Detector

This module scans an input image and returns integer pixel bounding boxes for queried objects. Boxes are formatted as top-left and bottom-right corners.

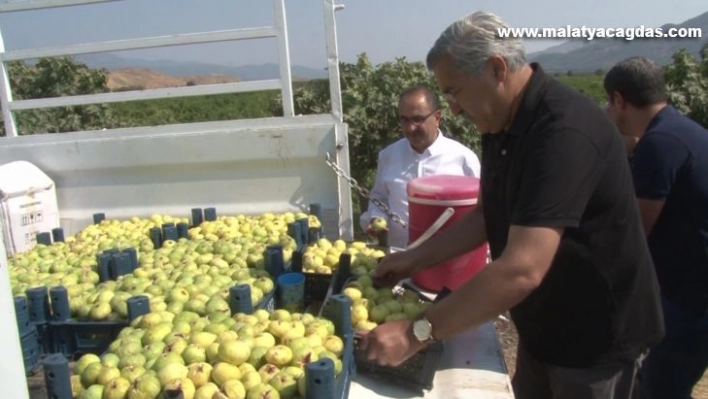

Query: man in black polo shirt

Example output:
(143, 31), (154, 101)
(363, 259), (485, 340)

(359, 11), (664, 398)
(605, 56), (708, 399)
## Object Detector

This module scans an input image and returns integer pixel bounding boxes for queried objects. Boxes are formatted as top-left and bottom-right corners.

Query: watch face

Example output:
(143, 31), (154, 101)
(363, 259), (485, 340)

(413, 319), (432, 340)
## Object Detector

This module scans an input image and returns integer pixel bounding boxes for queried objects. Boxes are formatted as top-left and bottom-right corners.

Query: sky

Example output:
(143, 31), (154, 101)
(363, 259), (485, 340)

(0, 0), (706, 69)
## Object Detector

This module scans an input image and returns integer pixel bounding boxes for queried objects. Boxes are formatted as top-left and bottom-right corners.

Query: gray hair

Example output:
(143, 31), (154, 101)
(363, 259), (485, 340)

(426, 11), (527, 76)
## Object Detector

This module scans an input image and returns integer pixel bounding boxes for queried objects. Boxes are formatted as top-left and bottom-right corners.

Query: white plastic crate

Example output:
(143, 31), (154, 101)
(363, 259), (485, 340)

(0, 161), (60, 257)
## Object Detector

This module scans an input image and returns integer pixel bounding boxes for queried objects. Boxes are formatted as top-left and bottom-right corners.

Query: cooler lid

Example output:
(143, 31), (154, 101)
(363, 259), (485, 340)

(407, 175), (479, 200)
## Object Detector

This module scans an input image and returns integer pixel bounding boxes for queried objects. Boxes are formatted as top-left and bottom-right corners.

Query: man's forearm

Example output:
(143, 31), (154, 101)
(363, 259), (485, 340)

(412, 207), (487, 269)
(423, 257), (537, 340)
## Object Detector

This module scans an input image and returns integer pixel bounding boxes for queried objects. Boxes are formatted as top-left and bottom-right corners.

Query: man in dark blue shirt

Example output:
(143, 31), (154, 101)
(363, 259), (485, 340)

(605, 56), (708, 399)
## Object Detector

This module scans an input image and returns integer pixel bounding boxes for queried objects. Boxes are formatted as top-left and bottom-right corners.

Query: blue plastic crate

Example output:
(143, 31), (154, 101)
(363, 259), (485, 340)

(23, 342), (42, 375)
(44, 288), (354, 399)
(290, 250), (342, 306)
(258, 288), (276, 312)
(318, 293), (356, 399)
(291, 242), (387, 307)
(21, 328), (41, 375)
(228, 283), (277, 314)
(34, 321), (51, 355)
(334, 254), (448, 393)
(46, 286), (275, 359)
(14, 296), (32, 336)
(47, 319), (130, 359)
(46, 292), (151, 359)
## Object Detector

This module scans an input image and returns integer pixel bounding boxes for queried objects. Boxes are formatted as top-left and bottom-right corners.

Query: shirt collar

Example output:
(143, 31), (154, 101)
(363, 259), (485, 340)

(505, 62), (549, 137)
(408, 129), (446, 156)
(644, 104), (674, 133)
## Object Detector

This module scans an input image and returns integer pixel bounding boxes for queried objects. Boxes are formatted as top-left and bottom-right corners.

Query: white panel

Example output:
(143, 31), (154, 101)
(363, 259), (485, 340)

(0, 115), (351, 239)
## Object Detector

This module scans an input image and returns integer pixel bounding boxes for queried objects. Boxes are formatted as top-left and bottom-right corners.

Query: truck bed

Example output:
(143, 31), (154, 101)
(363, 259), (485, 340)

(0, 114), (353, 240)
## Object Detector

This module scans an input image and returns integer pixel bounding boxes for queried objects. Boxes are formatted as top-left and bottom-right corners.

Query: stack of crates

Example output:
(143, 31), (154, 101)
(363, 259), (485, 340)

(14, 296), (42, 375)
(25, 286), (52, 354)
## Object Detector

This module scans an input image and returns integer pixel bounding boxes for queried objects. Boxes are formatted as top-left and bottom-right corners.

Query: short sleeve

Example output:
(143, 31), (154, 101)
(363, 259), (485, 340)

(465, 150), (482, 178)
(631, 132), (689, 200)
(511, 128), (602, 228)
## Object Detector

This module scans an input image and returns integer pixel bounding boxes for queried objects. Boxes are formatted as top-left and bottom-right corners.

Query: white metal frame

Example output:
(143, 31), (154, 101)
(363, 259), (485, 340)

(0, 0), (120, 12)
(0, 0), (297, 135)
(0, 0), (352, 239)
(0, 0), (345, 136)
(0, 0), (354, 234)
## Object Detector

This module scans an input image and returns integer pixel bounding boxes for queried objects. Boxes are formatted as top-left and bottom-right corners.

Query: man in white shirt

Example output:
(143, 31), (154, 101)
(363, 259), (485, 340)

(359, 85), (481, 248)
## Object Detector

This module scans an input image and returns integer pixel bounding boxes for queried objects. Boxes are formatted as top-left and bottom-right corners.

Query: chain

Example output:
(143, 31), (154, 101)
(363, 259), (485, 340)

(325, 152), (407, 228)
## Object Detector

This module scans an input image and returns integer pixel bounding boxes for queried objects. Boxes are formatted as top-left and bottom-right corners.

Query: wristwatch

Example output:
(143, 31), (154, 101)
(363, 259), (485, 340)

(411, 315), (436, 343)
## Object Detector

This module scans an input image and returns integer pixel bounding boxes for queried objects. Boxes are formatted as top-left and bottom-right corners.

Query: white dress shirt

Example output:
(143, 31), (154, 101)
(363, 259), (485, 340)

(359, 131), (481, 248)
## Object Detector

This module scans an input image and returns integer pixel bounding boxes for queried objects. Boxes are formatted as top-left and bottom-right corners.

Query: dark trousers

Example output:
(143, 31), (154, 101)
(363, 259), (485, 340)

(512, 342), (643, 399)
(640, 295), (708, 399)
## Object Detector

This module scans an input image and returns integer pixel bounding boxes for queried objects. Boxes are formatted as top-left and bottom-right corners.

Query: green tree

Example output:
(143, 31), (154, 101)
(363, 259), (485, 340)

(271, 53), (481, 213)
(0, 57), (118, 136)
(664, 43), (708, 127)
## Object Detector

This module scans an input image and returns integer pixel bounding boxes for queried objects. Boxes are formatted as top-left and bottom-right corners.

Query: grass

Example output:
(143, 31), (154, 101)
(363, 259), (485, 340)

(555, 73), (606, 103)
(108, 89), (281, 128)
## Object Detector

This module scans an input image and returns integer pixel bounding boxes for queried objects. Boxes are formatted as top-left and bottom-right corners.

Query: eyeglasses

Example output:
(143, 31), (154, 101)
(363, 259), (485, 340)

(398, 109), (438, 125)
(443, 86), (463, 104)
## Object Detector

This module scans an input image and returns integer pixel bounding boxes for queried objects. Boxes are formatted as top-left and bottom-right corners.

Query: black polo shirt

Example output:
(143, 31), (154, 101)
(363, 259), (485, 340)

(630, 105), (708, 311)
(481, 63), (664, 367)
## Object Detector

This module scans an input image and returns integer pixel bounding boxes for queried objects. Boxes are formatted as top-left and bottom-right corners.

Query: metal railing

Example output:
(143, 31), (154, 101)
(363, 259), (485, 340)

(0, 0), (345, 137)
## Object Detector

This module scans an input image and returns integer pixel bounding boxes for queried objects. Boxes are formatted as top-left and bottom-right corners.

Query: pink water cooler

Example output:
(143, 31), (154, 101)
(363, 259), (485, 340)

(407, 175), (488, 292)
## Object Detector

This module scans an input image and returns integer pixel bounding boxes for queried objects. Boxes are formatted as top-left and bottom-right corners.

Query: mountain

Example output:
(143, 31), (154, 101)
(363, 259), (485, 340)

(529, 11), (708, 72)
(74, 53), (328, 81)
(106, 68), (240, 90)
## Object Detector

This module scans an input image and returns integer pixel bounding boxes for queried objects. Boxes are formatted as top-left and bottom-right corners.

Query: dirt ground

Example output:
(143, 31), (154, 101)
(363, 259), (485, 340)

(494, 315), (708, 399)
(27, 370), (49, 399)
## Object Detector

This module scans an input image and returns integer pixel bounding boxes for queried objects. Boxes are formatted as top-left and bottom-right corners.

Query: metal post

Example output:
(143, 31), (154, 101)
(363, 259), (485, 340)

(273, 0), (294, 117)
(323, 0), (344, 122)
(0, 29), (18, 137)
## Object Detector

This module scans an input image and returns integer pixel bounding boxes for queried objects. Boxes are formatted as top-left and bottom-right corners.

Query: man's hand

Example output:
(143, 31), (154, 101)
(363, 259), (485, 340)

(372, 250), (423, 287)
(365, 225), (380, 237)
(366, 217), (388, 236)
(357, 320), (428, 367)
